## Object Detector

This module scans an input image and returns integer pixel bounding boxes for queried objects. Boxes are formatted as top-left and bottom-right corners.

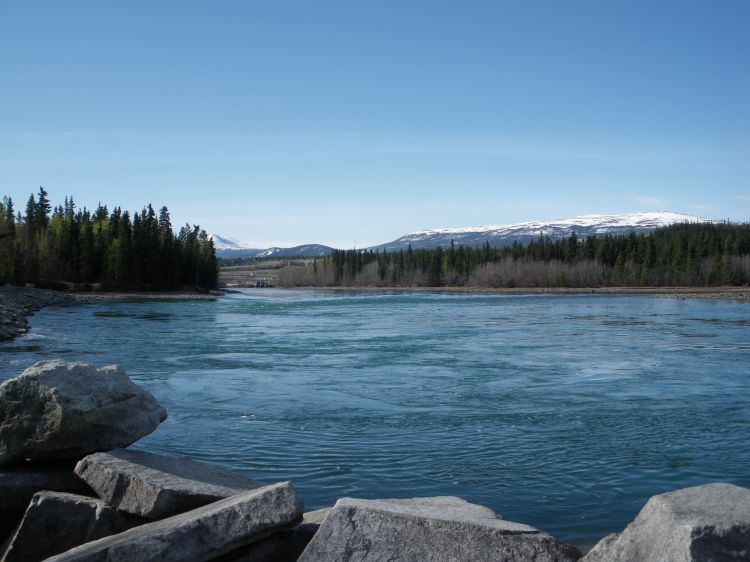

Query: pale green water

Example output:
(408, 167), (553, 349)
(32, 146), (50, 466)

(2, 289), (749, 548)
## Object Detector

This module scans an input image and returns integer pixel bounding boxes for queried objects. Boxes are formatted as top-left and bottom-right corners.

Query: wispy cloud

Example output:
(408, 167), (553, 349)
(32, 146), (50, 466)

(632, 195), (664, 208)
(687, 203), (715, 212)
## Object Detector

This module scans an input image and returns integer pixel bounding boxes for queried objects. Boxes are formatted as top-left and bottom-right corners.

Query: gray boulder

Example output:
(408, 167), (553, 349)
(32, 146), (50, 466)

(0, 462), (92, 540)
(220, 507), (331, 561)
(0, 491), (145, 562)
(298, 496), (581, 561)
(0, 360), (166, 466)
(75, 448), (263, 519)
(582, 482), (750, 562)
(47, 481), (303, 562)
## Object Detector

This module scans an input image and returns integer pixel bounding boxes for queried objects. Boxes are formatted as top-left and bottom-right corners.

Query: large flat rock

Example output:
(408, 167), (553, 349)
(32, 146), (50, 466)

(0, 360), (167, 466)
(0, 491), (145, 562)
(299, 496), (581, 561)
(75, 448), (264, 519)
(47, 480), (303, 562)
(582, 482), (750, 562)
(0, 462), (92, 540)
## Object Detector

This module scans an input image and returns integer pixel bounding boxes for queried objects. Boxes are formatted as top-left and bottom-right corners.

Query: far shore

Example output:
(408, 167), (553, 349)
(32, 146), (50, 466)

(259, 285), (750, 300)
(70, 290), (223, 302)
(6, 283), (750, 307)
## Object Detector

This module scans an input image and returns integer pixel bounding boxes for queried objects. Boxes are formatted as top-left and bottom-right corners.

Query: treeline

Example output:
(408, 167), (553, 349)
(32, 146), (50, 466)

(278, 222), (750, 288)
(0, 188), (218, 290)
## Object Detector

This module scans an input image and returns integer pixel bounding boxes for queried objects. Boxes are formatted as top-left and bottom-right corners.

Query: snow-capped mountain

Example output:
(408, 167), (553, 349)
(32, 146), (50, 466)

(212, 212), (711, 258)
(209, 234), (262, 253)
(255, 244), (335, 258)
(370, 212), (711, 252)
(209, 234), (333, 259)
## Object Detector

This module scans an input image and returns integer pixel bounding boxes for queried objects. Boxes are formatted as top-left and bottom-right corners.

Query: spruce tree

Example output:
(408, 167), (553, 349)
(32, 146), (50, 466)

(36, 187), (51, 228)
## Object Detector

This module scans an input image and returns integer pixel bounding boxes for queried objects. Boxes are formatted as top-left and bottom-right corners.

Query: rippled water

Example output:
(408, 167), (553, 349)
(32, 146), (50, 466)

(2, 289), (749, 548)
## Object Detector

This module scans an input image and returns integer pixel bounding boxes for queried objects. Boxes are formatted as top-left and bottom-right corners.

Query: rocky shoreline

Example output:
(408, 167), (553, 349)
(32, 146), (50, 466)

(1, 360), (749, 561)
(0, 286), (75, 342)
(0, 285), (223, 342)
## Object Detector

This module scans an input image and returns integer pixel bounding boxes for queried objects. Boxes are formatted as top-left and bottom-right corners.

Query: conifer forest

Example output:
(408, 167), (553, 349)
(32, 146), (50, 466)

(279, 222), (750, 288)
(0, 188), (218, 290)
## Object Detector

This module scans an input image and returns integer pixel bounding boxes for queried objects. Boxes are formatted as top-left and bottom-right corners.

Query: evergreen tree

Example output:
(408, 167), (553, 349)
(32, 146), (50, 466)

(36, 187), (51, 228)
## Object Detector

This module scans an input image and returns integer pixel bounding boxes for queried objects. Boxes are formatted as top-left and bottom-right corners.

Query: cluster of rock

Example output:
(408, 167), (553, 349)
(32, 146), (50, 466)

(1, 360), (749, 561)
(0, 286), (74, 341)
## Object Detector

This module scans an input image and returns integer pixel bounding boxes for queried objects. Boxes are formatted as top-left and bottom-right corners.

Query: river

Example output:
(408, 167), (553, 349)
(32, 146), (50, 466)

(1, 289), (748, 549)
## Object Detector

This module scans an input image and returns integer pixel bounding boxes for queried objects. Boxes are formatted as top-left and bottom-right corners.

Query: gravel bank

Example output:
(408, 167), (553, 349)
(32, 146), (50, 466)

(71, 291), (220, 303)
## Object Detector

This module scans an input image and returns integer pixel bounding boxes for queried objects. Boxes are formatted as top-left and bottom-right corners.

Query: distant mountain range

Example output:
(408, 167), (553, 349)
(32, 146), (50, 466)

(212, 211), (710, 258)
(209, 235), (334, 259)
(369, 211), (710, 252)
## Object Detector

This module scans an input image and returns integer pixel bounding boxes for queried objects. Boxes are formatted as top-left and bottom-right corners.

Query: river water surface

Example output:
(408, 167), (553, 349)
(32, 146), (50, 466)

(1, 289), (749, 548)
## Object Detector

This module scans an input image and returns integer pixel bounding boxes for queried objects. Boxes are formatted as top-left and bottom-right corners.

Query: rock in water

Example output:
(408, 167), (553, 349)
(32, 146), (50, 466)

(298, 496), (581, 562)
(0, 491), (145, 562)
(46, 481), (303, 562)
(75, 448), (263, 519)
(582, 482), (750, 562)
(0, 360), (167, 467)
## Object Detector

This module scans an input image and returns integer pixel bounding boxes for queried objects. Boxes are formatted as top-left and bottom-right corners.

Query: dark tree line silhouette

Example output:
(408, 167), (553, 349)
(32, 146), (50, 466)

(0, 188), (218, 290)
(278, 222), (750, 288)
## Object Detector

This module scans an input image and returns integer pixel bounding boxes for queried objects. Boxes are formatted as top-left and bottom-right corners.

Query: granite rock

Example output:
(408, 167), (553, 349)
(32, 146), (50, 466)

(0, 491), (145, 562)
(75, 448), (263, 519)
(219, 507), (331, 562)
(47, 481), (303, 562)
(299, 496), (581, 561)
(0, 462), (91, 540)
(582, 483), (750, 562)
(0, 360), (167, 466)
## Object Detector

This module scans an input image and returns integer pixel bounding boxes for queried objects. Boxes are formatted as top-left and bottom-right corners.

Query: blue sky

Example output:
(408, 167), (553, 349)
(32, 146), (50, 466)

(1, 1), (748, 247)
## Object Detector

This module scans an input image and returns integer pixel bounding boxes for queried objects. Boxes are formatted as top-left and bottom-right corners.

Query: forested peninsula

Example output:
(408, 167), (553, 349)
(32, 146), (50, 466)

(0, 188), (218, 291)
(278, 222), (750, 288)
